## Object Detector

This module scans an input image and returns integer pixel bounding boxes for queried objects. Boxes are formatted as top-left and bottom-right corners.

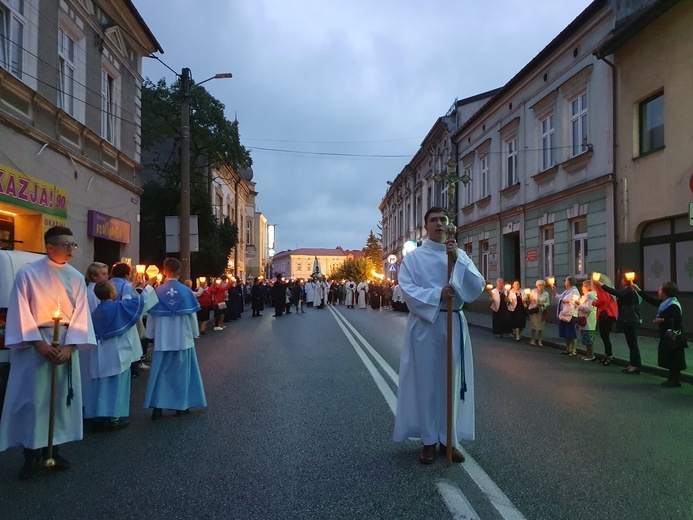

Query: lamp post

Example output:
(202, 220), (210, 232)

(180, 69), (233, 281)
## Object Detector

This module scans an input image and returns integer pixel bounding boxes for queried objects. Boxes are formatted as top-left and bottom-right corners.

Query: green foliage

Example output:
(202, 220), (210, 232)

(140, 77), (250, 277)
(332, 257), (377, 282)
(362, 230), (383, 268)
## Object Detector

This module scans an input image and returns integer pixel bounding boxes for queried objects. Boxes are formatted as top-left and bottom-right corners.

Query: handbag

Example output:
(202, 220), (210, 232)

(664, 329), (687, 350)
(577, 316), (587, 327)
(217, 301), (227, 310)
(527, 307), (540, 315)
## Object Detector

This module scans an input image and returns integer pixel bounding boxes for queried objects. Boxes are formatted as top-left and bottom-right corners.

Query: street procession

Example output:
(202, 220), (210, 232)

(1, 1), (692, 519)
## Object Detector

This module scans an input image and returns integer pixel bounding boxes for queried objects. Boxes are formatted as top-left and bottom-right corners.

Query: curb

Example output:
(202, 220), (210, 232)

(467, 322), (692, 386)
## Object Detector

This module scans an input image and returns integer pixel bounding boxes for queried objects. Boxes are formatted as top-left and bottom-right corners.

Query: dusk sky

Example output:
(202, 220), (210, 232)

(133, 0), (594, 254)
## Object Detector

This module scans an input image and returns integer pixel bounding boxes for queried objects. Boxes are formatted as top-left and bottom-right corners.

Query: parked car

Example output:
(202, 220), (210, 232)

(0, 250), (45, 415)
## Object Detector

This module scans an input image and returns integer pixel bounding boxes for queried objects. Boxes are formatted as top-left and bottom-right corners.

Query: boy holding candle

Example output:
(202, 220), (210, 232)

(0, 226), (96, 480)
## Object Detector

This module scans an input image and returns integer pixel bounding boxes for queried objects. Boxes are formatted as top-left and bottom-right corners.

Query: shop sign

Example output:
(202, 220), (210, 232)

(87, 210), (131, 244)
(0, 164), (68, 218)
(42, 216), (67, 234)
(526, 248), (538, 262)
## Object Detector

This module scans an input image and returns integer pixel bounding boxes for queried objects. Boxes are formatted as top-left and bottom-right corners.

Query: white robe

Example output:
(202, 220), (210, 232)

(392, 284), (403, 302)
(393, 239), (485, 446)
(0, 256), (96, 451)
(357, 282), (369, 308)
(305, 282), (315, 304)
(344, 282), (356, 306)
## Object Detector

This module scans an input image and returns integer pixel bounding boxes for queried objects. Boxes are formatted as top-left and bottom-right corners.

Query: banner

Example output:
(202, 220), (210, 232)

(0, 164), (68, 218)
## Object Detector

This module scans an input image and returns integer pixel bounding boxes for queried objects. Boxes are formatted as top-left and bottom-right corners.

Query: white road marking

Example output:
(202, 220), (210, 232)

(436, 480), (481, 520)
(329, 305), (527, 520)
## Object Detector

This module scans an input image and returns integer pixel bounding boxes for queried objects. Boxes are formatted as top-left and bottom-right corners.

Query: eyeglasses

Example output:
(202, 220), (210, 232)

(49, 241), (78, 250)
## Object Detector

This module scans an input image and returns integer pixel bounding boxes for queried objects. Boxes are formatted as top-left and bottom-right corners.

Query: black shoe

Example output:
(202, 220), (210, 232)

(661, 379), (681, 387)
(108, 418), (130, 431)
(18, 449), (42, 480)
(622, 367), (640, 375)
(175, 409), (190, 417)
(600, 357), (614, 366)
(151, 408), (163, 421)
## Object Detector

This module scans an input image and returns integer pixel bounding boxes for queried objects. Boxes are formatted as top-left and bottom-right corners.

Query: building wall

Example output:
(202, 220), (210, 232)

(0, 1), (156, 273)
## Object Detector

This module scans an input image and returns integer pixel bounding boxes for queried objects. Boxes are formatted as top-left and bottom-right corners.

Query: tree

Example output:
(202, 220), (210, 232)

(332, 257), (377, 282)
(362, 230), (383, 269)
(139, 77), (250, 277)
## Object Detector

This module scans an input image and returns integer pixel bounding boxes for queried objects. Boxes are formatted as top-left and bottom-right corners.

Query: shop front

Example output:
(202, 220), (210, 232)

(88, 210), (131, 268)
(0, 163), (68, 252)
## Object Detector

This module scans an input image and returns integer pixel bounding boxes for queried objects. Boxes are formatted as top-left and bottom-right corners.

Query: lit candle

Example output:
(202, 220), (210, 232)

(136, 264), (146, 275)
(199, 276), (206, 284)
(524, 288), (531, 296)
(486, 283), (493, 290)
(156, 274), (163, 282)
(592, 272), (601, 282)
(52, 309), (62, 346)
(547, 277), (555, 286)
(625, 272), (635, 282)
(504, 284), (511, 292)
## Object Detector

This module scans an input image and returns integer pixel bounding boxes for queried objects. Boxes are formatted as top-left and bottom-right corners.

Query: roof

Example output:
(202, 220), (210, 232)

(595, 0), (680, 58)
(124, 0), (164, 54)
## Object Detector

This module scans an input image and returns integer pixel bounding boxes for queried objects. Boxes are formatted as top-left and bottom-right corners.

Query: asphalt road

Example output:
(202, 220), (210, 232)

(1, 304), (691, 520)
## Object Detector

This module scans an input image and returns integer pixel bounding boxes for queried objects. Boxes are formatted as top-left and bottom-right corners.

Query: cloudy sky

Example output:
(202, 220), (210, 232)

(133, 0), (593, 254)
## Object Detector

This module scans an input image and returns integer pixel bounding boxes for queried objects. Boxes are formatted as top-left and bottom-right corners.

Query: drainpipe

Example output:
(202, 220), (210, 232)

(597, 54), (619, 279)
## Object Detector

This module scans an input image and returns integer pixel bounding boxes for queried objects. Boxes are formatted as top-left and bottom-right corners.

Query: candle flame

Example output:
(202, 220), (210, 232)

(625, 272), (635, 281)
(592, 272), (601, 281)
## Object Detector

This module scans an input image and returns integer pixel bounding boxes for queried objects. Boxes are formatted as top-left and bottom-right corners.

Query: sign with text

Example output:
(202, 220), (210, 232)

(526, 248), (538, 262)
(165, 215), (199, 253)
(0, 164), (67, 218)
(88, 210), (131, 244)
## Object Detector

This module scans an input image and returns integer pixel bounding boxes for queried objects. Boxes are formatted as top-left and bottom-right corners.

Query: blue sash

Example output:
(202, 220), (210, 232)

(148, 279), (201, 316)
(92, 294), (145, 340)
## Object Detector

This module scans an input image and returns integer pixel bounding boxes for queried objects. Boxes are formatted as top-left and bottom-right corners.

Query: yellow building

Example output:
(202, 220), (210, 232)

(596, 0), (693, 295)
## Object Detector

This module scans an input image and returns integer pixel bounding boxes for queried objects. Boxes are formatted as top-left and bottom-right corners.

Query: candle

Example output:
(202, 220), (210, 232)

(199, 276), (206, 284)
(504, 284), (511, 291)
(156, 274), (163, 282)
(625, 272), (635, 281)
(547, 277), (555, 286)
(524, 288), (531, 296)
(486, 283), (493, 290)
(592, 272), (601, 282)
(136, 264), (146, 275)
(52, 309), (62, 346)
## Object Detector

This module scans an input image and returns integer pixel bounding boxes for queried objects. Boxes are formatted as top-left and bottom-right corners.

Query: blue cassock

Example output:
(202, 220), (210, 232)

(148, 279), (200, 316)
(92, 294), (145, 340)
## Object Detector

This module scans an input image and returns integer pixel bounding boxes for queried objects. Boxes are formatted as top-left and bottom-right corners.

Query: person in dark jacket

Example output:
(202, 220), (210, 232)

(251, 278), (264, 317)
(638, 282), (686, 387)
(595, 274), (642, 375)
(272, 275), (286, 317)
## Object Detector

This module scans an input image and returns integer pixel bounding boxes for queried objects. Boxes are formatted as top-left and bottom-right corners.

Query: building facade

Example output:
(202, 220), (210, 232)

(0, 0), (161, 272)
(596, 0), (693, 324)
(453, 0), (614, 287)
(271, 248), (348, 280)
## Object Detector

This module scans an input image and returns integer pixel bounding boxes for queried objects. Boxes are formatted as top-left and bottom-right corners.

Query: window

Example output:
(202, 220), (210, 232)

(541, 114), (555, 170)
(480, 155), (490, 198)
(0, 0), (24, 77)
(505, 138), (518, 187)
(398, 208), (403, 237)
(571, 218), (588, 276)
(541, 225), (554, 278)
(101, 69), (116, 143)
(415, 195), (422, 228)
(246, 218), (252, 244)
(480, 240), (489, 280)
(426, 186), (432, 210)
(570, 92), (588, 156)
(58, 27), (75, 116)
(405, 202), (410, 233)
(465, 243), (473, 257)
(639, 93), (664, 155)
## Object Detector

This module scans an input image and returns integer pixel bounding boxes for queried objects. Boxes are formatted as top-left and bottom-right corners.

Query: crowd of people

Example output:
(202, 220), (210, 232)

(487, 273), (687, 387)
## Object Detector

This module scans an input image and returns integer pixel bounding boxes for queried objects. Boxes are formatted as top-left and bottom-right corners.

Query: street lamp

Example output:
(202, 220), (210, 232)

(180, 68), (233, 281)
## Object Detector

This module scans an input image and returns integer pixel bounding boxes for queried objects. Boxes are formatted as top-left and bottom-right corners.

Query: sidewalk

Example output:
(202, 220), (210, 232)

(464, 311), (692, 385)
